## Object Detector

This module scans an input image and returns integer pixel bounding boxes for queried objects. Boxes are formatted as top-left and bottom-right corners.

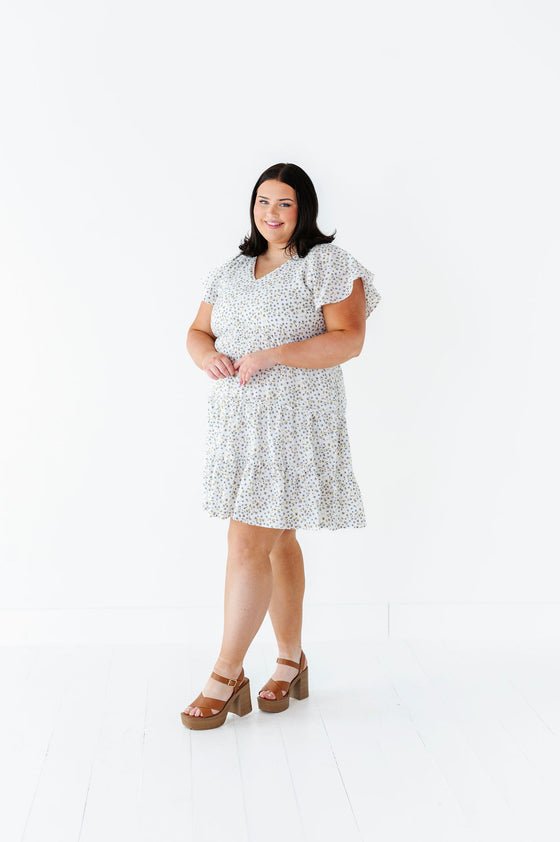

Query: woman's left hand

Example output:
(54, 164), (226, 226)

(233, 348), (279, 385)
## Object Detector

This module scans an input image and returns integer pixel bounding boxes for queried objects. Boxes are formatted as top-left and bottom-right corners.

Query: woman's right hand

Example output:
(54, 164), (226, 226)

(201, 351), (236, 380)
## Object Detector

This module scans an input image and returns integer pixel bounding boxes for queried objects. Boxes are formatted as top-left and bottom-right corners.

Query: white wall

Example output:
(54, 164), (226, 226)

(1, 0), (558, 623)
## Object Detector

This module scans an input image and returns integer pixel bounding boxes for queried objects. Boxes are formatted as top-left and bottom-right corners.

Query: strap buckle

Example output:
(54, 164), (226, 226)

(227, 677), (237, 686)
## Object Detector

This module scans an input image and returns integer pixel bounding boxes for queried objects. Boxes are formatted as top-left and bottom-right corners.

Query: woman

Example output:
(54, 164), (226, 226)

(181, 162), (381, 730)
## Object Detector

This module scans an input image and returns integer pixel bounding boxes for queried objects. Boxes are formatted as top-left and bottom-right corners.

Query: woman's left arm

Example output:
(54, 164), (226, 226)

(234, 278), (366, 385)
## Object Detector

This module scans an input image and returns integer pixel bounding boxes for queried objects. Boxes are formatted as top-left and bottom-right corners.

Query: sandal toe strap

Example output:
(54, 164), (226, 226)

(260, 677), (290, 697)
(188, 692), (227, 716)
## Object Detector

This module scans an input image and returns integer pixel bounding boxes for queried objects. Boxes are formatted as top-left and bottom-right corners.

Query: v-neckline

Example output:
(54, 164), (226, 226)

(252, 255), (293, 281)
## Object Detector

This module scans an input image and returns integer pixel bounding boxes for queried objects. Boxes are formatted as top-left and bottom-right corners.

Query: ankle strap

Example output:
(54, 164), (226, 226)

(277, 654), (302, 670)
(211, 668), (244, 687)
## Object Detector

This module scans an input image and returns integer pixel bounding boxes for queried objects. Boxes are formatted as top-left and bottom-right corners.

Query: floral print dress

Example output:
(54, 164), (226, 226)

(199, 242), (381, 530)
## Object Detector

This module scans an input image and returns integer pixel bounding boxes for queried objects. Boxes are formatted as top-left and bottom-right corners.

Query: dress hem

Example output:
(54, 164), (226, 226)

(202, 505), (367, 531)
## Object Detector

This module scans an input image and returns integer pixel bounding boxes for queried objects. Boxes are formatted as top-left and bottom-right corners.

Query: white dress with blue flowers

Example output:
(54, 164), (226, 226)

(199, 242), (381, 530)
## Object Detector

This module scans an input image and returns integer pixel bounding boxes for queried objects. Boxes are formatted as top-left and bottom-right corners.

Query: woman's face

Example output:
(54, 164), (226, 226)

(253, 179), (298, 250)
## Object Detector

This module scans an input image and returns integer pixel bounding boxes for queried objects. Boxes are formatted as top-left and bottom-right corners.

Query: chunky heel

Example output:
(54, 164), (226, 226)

(231, 679), (252, 716)
(290, 666), (309, 700)
(257, 650), (309, 712)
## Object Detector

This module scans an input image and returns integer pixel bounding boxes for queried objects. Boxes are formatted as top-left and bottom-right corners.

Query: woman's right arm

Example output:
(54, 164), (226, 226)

(186, 302), (235, 379)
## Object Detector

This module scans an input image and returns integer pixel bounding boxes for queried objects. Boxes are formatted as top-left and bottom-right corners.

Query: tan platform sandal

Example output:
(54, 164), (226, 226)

(257, 650), (309, 712)
(181, 667), (252, 730)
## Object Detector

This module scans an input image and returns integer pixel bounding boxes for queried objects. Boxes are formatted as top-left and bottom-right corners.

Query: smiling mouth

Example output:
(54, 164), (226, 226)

(265, 221), (283, 228)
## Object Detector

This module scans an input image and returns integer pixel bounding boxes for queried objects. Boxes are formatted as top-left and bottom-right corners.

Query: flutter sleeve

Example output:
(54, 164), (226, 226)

(200, 263), (223, 305)
(304, 243), (381, 319)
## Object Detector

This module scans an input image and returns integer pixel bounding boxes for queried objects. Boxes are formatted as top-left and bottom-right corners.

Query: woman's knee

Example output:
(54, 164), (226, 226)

(270, 528), (298, 554)
(227, 518), (284, 559)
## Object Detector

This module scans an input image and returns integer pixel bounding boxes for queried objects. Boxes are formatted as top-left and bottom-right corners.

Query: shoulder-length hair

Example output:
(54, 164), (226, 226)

(238, 162), (335, 259)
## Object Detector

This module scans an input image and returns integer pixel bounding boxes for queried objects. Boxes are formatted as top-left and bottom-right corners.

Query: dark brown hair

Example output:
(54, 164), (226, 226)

(238, 162), (335, 259)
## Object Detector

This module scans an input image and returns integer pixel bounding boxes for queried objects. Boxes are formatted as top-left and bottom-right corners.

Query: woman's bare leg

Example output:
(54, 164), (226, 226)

(184, 518), (285, 717)
(259, 528), (306, 700)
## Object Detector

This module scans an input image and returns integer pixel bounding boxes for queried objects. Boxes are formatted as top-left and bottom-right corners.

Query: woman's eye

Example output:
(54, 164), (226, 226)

(258, 200), (292, 207)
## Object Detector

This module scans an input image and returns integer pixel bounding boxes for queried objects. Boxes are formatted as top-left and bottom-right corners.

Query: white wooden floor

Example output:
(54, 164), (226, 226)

(2, 637), (559, 842)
